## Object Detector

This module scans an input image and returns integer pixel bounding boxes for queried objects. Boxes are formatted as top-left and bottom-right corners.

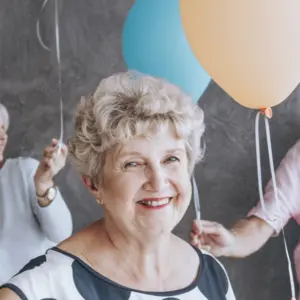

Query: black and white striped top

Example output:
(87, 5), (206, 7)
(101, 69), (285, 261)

(2, 247), (235, 300)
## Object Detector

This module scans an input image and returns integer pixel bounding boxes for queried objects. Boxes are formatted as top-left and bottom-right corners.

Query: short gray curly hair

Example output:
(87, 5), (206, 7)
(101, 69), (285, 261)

(68, 72), (205, 184)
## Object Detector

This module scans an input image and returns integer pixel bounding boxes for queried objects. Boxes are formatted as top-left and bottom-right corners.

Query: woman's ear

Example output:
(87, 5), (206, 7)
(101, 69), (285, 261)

(82, 176), (99, 196)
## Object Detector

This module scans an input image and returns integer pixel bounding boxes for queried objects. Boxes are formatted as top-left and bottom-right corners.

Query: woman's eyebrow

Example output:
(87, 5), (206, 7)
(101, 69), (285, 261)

(117, 151), (143, 160)
(164, 148), (185, 154)
(117, 148), (185, 160)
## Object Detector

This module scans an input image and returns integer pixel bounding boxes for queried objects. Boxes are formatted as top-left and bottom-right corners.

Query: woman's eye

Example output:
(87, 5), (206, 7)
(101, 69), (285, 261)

(165, 156), (180, 163)
(123, 161), (140, 169)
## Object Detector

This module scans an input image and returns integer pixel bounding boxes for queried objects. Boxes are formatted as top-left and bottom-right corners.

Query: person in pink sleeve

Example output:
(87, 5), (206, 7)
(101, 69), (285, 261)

(191, 139), (300, 294)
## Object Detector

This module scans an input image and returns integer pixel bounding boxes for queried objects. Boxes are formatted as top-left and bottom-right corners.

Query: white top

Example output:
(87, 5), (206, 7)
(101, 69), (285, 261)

(0, 157), (73, 285)
(2, 247), (235, 300)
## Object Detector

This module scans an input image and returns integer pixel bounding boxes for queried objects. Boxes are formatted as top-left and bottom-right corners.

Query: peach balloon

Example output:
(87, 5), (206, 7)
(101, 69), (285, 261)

(180, 0), (300, 109)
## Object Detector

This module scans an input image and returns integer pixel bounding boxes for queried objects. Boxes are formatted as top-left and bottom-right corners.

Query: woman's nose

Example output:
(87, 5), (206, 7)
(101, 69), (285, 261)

(143, 165), (169, 192)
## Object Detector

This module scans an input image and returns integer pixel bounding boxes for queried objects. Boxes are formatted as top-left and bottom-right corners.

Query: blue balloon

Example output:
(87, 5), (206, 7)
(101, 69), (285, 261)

(122, 0), (210, 103)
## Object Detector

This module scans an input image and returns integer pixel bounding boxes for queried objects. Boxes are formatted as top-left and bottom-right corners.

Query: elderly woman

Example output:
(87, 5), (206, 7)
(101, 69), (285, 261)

(0, 103), (72, 285)
(0, 72), (235, 300)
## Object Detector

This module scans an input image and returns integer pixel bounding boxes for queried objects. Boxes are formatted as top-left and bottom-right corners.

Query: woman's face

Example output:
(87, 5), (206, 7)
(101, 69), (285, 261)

(0, 115), (8, 162)
(98, 124), (192, 238)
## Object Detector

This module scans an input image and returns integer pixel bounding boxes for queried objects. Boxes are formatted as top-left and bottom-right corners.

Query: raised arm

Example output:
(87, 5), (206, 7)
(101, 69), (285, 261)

(191, 217), (273, 258)
(28, 139), (72, 243)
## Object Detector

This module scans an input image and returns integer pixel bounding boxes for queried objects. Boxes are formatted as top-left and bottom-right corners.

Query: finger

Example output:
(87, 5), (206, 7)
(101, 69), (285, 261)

(42, 157), (52, 168)
(207, 245), (222, 257)
(190, 230), (212, 249)
(51, 138), (59, 146)
(203, 234), (219, 246)
(192, 220), (202, 234)
(48, 157), (56, 170)
(193, 219), (219, 230)
(199, 234), (206, 246)
(43, 146), (58, 158)
(53, 146), (68, 162)
(192, 220), (216, 233)
(193, 219), (223, 231)
(191, 237), (200, 247)
(202, 226), (223, 236)
(190, 232), (197, 239)
(199, 235), (227, 257)
(43, 148), (54, 158)
(199, 244), (212, 252)
(59, 143), (68, 156)
(195, 223), (224, 236)
(190, 232), (200, 245)
(190, 234), (201, 247)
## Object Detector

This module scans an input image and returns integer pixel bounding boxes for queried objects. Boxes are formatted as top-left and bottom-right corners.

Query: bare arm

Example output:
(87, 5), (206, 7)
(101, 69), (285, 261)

(228, 216), (274, 258)
(230, 140), (300, 257)
(28, 141), (73, 243)
(191, 216), (274, 258)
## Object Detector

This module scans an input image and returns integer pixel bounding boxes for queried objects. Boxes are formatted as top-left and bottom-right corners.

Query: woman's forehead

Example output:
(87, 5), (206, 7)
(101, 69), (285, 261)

(117, 132), (185, 159)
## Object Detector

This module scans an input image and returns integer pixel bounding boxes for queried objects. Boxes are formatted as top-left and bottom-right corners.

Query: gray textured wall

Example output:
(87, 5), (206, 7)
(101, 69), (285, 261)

(1, 1), (300, 299)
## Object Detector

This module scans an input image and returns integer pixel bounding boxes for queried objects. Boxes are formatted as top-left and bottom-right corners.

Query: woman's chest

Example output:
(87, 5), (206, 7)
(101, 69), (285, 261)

(82, 250), (200, 293)
(55, 266), (210, 300)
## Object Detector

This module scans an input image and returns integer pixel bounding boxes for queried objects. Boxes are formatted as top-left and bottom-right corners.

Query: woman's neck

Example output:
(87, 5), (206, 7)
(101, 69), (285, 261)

(102, 218), (174, 283)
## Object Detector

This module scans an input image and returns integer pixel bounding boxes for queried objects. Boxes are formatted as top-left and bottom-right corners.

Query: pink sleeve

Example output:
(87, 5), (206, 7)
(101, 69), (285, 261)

(248, 139), (300, 235)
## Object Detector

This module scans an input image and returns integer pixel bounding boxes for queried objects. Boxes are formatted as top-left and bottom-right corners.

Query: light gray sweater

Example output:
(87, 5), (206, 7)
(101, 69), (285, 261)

(0, 157), (73, 284)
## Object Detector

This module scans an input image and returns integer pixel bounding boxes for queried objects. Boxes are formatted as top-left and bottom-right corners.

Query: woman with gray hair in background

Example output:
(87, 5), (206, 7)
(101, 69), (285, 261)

(0, 72), (235, 300)
(0, 102), (72, 285)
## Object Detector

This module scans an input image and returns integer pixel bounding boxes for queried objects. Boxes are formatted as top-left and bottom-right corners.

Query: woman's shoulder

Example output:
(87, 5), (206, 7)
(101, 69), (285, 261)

(6, 157), (39, 174)
(1, 226), (100, 299)
(5, 248), (74, 277)
(16, 157), (39, 170)
(1, 249), (75, 299)
(0, 158), (38, 179)
(197, 248), (229, 281)
(171, 235), (233, 297)
(195, 248), (235, 299)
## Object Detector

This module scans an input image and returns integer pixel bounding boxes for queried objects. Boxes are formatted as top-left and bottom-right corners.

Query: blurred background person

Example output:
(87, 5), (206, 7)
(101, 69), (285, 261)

(0, 102), (73, 285)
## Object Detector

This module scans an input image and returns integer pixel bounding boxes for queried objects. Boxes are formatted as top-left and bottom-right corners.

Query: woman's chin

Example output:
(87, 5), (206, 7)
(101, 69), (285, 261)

(135, 214), (178, 237)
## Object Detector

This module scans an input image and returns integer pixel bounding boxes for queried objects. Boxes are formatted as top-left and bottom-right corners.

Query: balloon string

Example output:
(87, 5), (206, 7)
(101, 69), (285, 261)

(37, 0), (64, 152)
(36, 0), (51, 51)
(192, 175), (201, 220)
(255, 110), (296, 300)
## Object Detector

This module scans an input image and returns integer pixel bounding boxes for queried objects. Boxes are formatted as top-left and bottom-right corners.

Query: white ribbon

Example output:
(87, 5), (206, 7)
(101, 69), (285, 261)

(37, 0), (64, 151)
(192, 175), (201, 220)
(255, 111), (296, 300)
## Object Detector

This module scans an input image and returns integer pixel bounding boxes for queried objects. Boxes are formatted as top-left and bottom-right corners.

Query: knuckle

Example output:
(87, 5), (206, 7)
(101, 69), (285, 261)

(214, 222), (222, 230)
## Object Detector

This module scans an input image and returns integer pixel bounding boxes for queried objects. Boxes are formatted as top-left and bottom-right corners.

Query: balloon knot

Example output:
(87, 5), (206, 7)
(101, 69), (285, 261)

(260, 107), (272, 119)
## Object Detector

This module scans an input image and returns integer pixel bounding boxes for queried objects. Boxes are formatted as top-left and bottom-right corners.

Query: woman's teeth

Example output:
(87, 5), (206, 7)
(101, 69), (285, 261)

(140, 198), (172, 207)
